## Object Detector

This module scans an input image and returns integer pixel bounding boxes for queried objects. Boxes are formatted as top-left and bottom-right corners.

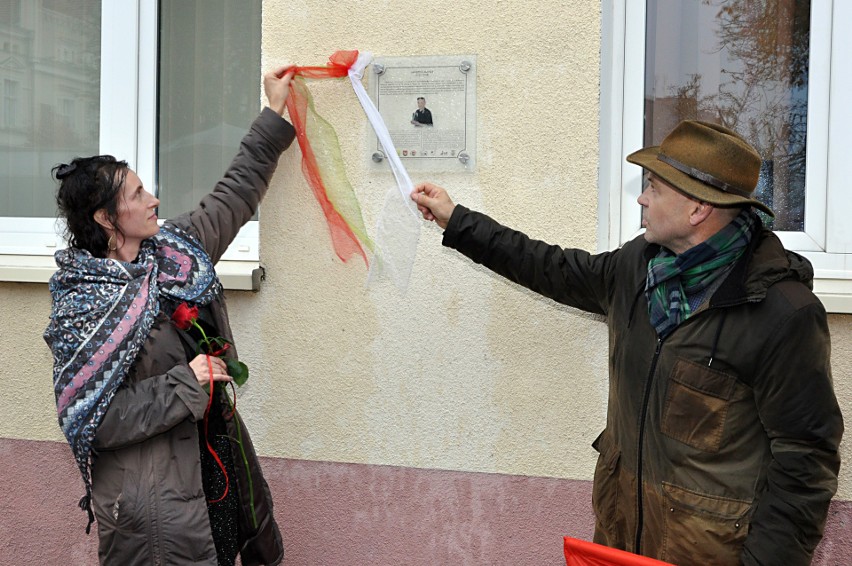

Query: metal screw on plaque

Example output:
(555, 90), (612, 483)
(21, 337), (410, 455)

(373, 64), (385, 75)
(458, 152), (470, 164)
(459, 61), (472, 73)
(372, 151), (385, 162)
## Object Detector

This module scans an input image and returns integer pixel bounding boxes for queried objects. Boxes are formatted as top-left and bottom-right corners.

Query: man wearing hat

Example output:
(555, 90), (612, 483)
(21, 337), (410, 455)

(411, 121), (843, 565)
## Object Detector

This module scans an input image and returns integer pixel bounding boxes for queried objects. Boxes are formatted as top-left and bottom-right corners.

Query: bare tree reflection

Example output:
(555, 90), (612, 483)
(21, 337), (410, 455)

(710, 0), (809, 229)
(651, 0), (809, 230)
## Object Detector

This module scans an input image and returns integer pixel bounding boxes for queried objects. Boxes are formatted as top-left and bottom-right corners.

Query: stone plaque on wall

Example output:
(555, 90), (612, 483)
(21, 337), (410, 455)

(368, 55), (476, 172)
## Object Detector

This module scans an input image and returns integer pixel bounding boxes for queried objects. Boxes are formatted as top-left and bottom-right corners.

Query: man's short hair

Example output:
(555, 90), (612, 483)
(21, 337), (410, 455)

(417, 97), (425, 101)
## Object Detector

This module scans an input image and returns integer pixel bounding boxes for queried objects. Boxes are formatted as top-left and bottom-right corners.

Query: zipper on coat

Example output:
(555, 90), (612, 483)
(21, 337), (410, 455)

(634, 336), (664, 554)
(149, 459), (163, 566)
(707, 310), (728, 367)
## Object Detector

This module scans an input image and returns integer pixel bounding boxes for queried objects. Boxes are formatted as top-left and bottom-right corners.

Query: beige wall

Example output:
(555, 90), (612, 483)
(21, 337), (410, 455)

(1, 0), (848, 502)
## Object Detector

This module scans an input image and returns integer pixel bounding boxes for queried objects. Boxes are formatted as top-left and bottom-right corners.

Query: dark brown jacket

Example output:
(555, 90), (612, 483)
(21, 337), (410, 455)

(444, 205), (843, 566)
(90, 108), (295, 565)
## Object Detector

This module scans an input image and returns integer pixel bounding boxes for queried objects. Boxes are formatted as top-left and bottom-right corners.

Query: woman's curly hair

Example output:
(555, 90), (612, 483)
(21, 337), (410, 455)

(52, 155), (129, 257)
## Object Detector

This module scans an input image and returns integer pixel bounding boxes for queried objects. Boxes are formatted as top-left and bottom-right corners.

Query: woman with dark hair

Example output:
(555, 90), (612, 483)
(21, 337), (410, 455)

(44, 66), (296, 566)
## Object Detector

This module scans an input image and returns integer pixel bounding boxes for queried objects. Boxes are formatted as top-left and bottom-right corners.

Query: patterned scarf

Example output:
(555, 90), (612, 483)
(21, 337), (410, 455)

(645, 209), (757, 338)
(44, 224), (222, 531)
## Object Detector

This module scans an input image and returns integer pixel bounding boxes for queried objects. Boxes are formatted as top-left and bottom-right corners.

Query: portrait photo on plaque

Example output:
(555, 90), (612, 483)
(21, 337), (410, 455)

(369, 55), (476, 171)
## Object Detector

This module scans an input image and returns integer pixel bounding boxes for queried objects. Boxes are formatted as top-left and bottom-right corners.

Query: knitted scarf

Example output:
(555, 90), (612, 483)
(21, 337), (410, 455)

(645, 209), (757, 338)
(44, 223), (222, 531)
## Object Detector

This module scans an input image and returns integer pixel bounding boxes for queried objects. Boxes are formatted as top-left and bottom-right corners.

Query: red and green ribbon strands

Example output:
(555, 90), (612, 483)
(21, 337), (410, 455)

(286, 50), (374, 266)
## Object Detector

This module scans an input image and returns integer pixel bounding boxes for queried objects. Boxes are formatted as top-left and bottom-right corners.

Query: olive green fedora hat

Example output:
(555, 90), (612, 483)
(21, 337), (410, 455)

(626, 120), (774, 217)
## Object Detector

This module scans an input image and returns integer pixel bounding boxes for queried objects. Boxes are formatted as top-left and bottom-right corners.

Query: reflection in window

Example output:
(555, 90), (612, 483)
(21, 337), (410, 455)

(3, 79), (18, 128)
(0, 0), (101, 218)
(644, 0), (809, 231)
(157, 0), (262, 218)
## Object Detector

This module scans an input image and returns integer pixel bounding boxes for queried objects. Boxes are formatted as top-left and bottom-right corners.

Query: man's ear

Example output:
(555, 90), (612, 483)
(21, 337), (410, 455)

(689, 202), (714, 227)
(93, 209), (113, 231)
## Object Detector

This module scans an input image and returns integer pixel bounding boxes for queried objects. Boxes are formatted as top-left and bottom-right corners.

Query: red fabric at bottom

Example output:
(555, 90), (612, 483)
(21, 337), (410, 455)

(564, 537), (673, 566)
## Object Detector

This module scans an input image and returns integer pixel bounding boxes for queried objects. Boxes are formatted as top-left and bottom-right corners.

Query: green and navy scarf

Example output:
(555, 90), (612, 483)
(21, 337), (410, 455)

(645, 209), (757, 338)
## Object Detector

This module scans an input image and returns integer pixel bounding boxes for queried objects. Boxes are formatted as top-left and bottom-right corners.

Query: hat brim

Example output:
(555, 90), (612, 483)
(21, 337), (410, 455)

(627, 146), (775, 217)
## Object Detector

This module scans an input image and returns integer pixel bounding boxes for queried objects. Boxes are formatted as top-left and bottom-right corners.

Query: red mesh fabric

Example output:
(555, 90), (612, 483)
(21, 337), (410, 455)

(564, 537), (673, 566)
(284, 50), (368, 265)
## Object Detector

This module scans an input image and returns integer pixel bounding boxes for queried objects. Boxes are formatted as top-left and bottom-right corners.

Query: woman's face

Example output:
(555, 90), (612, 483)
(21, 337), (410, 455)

(114, 169), (160, 243)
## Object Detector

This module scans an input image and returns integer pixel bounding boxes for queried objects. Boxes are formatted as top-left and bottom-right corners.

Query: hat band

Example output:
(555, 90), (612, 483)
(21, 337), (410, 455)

(657, 153), (752, 198)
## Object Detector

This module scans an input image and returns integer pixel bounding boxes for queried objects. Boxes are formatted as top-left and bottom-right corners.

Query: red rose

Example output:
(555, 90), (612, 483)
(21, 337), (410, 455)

(172, 302), (198, 331)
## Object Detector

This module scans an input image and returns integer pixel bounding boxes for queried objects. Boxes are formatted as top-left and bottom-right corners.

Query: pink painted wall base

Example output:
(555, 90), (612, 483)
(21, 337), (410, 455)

(1, 438), (848, 565)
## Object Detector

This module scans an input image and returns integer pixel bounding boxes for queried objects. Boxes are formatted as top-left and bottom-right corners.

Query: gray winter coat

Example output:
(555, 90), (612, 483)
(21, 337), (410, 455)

(90, 108), (295, 565)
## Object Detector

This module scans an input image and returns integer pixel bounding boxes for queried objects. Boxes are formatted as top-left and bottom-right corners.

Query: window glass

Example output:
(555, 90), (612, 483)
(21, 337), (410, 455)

(644, 0), (809, 231)
(0, 0), (101, 217)
(156, 0), (262, 217)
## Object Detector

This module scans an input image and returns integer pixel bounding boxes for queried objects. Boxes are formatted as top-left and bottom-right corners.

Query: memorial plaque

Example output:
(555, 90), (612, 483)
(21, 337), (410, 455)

(368, 55), (476, 172)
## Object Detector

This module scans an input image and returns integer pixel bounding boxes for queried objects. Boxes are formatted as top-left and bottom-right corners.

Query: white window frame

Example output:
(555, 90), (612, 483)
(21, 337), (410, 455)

(600, 0), (852, 313)
(0, 0), (261, 289)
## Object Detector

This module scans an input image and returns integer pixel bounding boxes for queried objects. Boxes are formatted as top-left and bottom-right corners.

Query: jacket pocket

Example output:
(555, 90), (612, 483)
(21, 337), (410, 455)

(591, 430), (621, 541)
(661, 482), (751, 565)
(114, 469), (147, 535)
(661, 358), (736, 452)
